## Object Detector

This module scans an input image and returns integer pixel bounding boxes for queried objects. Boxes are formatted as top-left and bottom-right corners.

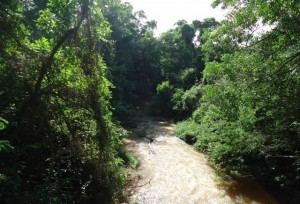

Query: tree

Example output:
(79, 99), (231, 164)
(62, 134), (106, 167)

(152, 19), (218, 118)
(101, 0), (160, 122)
(176, 0), (300, 201)
(0, 0), (125, 202)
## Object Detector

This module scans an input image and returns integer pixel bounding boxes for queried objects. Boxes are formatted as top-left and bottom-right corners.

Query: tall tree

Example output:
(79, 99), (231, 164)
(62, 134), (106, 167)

(152, 19), (218, 118)
(0, 0), (125, 202)
(101, 0), (160, 121)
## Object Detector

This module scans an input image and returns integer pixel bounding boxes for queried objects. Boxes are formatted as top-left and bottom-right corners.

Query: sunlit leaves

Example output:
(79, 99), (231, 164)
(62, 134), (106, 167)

(0, 117), (8, 131)
(30, 37), (52, 53)
(0, 140), (14, 153)
(0, 0), (126, 202)
(36, 9), (57, 33)
(92, 7), (111, 41)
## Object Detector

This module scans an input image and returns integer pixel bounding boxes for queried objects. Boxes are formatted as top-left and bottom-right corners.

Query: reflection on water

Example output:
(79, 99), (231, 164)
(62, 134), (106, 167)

(124, 118), (278, 204)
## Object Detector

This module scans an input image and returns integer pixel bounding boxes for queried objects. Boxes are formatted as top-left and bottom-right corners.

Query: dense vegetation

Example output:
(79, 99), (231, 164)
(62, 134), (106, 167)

(1, 0), (299, 203)
(102, 0), (160, 122)
(175, 0), (300, 202)
(0, 0), (126, 203)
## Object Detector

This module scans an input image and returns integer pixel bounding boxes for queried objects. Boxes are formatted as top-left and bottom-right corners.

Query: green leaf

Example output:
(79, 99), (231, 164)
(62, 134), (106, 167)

(0, 140), (14, 153)
(0, 117), (8, 131)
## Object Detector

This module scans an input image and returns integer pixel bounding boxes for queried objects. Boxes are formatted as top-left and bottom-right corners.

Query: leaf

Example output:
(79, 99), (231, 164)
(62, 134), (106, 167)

(0, 140), (14, 153)
(0, 117), (8, 131)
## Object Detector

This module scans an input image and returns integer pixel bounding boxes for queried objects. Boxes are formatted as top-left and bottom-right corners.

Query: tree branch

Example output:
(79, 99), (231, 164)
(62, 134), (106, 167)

(33, 0), (90, 99)
(20, 0), (90, 114)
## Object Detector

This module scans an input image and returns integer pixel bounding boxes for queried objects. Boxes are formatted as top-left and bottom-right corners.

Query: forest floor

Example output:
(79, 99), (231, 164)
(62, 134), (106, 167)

(123, 117), (278, 204)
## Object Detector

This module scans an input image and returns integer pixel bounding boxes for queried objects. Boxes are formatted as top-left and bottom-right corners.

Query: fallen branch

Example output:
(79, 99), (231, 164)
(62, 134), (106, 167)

(145, 136), (154, 143)
(137, 178), (153, 187)
(132, 178), (153, 188)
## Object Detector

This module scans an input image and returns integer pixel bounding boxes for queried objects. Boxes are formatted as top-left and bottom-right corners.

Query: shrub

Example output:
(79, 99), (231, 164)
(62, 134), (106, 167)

(175, 120), (201, 144)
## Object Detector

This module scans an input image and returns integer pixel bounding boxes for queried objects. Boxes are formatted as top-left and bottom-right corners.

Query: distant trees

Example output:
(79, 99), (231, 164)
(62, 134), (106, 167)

(151, 19), (218, 118)
(101, 0), (160, 122)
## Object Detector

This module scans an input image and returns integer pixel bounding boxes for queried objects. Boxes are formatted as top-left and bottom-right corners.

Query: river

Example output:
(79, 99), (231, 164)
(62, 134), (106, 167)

(123, 117), (278, 204)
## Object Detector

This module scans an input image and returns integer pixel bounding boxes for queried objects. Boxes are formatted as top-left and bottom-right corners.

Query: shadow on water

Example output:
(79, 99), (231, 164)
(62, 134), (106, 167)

(221, 179), (278, 204)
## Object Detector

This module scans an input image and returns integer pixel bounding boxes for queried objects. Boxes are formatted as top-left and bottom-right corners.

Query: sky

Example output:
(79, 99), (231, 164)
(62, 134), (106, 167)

(121, 0), (227, 35)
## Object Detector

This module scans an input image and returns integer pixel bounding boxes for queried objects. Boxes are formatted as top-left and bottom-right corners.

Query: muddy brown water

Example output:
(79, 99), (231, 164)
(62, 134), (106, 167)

(124, 118), (278, 204)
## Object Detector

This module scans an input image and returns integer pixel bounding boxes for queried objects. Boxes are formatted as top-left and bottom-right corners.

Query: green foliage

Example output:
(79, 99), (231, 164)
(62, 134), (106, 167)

(179, 68), (197, 88)
(151, 81), (174, 117)
(152, 19), (218, 119)
(2, 0), (299, 202)
(175, 120), (201, 144)
(101, 0), (161, 121)
(117, 147), (139, 168)
(175, 0), (300, 200)
(157, 22), (196, 86)
(112, 101), (135, 123)
(172, 85), (202, 118)
(0, 117), (8, 131)
(0, 0), (126, 203)
(0, 140), (14, 153)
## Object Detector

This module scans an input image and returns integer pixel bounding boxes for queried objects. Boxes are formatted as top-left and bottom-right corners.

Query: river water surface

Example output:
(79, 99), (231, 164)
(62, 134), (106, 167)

(124, 118), (278, 204)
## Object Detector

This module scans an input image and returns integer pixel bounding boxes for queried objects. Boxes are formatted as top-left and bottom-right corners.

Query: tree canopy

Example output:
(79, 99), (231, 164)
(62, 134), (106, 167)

(1, 0), (124, 202)
(1, 0), (299, 203)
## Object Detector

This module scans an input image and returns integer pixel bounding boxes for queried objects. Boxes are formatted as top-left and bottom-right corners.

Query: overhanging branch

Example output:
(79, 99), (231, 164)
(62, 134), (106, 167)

(33, 0), (90, 98)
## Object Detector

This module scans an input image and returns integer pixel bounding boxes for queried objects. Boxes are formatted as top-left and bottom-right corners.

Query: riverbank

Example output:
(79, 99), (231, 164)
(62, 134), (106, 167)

(123, 117), (277, 204)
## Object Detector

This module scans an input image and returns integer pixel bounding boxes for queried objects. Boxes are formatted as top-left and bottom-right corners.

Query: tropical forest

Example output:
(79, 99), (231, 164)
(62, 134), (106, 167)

(0, 0), (299, 203)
